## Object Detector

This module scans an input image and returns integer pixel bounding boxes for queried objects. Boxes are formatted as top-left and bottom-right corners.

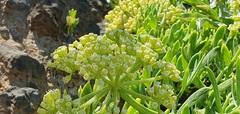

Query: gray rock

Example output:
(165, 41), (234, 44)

(0, 86), (41, 114)
(1, 0), (110, 43)
(0, 43), (47, 92)
(1, 0), (31, 42)
(0, 43), (45, 79)
(0, 43), (47, 113)
(28, 4), (59, 39)
(5, 0), (30, 11)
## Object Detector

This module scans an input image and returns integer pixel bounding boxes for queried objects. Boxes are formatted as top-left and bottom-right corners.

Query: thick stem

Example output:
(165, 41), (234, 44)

(119, 90), (157, 114)
(79, 95), (98, 109)
(112, 87), (119, 107)
(79, 86), (111, 109)
(123, 76), (163, 85)
(119, 59), (143, 83)
(101, 76), (114, 87)
(115, 74), (121, 86)
(126, 59), (143, 73)
(119, 87), (154, 101)
(80, 86), (111, 102)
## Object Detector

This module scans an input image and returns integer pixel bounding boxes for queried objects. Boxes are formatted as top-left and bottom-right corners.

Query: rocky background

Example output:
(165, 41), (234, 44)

(0, 0), (110, 113)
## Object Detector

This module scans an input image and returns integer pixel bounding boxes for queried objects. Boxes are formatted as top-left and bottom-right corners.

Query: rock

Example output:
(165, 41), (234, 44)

(0, 0), (110, 43)
(0, 26), (10, 40)
(1, 0), (31, 42)
(0, 43), (45, 78)
(5, 0), (30, 11)
(0, 86), (41, 114)
(28, 4), (59, 38)
(0, 43), (47, 93)
(0, 0), (110, 113)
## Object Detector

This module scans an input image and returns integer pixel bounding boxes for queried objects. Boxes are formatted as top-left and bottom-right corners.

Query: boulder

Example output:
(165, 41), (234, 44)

(0, 86), (41, 114)
(0, 43), (47, 93)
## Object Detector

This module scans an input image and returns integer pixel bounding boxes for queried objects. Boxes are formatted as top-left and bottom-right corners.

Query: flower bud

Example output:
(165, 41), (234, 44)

(147, 87), (154, 96)
(101, 69), (109, 76)
(152, 102), (159, 109)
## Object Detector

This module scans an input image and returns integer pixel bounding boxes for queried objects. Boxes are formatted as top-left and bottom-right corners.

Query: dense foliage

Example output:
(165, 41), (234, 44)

(38, 0), (240, 114)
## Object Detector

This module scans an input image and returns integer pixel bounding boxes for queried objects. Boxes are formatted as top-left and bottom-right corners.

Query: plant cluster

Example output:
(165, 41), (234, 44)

(105, 0), (182, 33)
(39, 29), (181, 114)
(66, 9), (79, 34)
(38, 0), (240, 114)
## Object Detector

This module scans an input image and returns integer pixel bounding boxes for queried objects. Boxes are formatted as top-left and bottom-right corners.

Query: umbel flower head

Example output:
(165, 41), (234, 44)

(105, 0), (182, 33)
(147, 83), (177, 109)
(37, 89), (87, 114)
(48, 30), (182, 82)
(45, 30), (182, 113)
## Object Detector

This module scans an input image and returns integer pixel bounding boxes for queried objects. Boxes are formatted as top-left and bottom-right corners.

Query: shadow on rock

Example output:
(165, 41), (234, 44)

(0, 86), (41, 114)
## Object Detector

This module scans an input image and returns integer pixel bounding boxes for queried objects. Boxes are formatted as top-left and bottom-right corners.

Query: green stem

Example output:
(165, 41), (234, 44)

(79, 95), (98, 109)
(123, 76), (162, 85)
(225, 103), (235, 113)
(119, 87), (154, 101)
(107, 73), (114, 82)
(115, 74), (120, 86)
(222, 92), (232, 113)
(216, 66), (228, 83)
(236, 57), (240, 106)
(79, 86), (111, 109)
(142, 67), (151, 88)
(101, 76), (114, 87)
(119, 73), (128, 84)
(112, 87), (119, 107)
(119, 90), (157, 114)
(80, 86), (111, 102)
(119, 59), (143, 83)
(103, 92), (112, 106)
(126, 59), (143, 73)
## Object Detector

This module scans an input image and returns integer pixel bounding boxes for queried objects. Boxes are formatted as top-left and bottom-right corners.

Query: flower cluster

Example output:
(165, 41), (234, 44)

(79, 52), (136, 80)
(37, 89), (86, 114)
(48, 30), (181, 82)
(147, 83), (177, 109)
(153, 60), (182, 82)
(105, 0), (182, 33)
(228, 20), (240, 37)
(43, 30), (181, 113)
(37, 89), (61, 114)
(106, 30), (137, 55)
(163, 5), (182, 25)
(228, 0), (240, 37)
(229, 0), (240, 13)
(139, 34), (166, 53)
(48, 45), (79, 74)
(76, 31), (138, 80)
(105, 0), (139, 33)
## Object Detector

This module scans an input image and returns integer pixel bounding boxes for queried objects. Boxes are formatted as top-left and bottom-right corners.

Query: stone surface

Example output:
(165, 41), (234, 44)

(0, 43), (47, 93)
(0, 86), (41, 114)
(0, 0), (109, 113)
(28, 4), (59, 38)
(0, 0), (109, 58)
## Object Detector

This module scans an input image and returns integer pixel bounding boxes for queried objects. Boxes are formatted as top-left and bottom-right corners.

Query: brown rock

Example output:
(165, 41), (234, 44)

(0, 86), (41, 114)
(0, 0), (110, 113)
(28, 4), (59, 38)
(0, 43), (47, 93)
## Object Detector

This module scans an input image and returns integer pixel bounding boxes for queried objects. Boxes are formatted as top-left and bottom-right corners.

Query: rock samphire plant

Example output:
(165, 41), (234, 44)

(37, 30), (182, 114)
(66, 9), (79, 35)
(38, 0), (240, 113)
